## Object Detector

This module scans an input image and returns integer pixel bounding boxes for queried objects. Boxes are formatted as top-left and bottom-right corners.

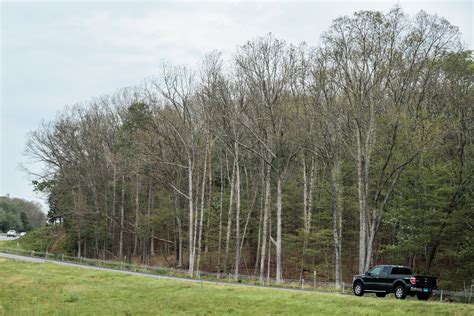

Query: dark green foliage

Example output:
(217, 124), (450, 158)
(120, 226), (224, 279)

(15, 225), (68, 253)
(0, 195), (45, 232)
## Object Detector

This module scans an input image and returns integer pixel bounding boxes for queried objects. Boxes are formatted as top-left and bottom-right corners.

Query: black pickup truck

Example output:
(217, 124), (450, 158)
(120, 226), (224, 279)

(352, 265), (437, 300)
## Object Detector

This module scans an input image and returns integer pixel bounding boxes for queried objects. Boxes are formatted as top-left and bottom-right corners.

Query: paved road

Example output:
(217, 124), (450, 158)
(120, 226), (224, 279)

(0, 235), (19, 241)
(0, 252), (311, 293)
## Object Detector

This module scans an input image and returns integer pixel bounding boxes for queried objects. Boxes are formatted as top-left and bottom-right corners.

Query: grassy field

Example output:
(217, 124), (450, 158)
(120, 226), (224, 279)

(0, 258), (473, 315)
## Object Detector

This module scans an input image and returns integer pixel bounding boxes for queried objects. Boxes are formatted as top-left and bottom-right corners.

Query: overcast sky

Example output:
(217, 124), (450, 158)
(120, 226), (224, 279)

(1, 0), (472, 211)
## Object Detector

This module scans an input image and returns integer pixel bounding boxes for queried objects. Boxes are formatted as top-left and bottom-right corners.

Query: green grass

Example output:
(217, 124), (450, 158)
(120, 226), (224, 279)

(0, 258), (472, 315)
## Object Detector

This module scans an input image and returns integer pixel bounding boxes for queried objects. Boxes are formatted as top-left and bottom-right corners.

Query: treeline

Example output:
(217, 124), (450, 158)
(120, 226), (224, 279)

(26, 8), (473, 289)
(0, 195), (45, 232)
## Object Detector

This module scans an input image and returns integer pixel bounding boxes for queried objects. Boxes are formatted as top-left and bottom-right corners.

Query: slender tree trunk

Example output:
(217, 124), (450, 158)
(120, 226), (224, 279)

(204, 213), (210, 254)
(254, 188), (264, 275)
(188, 156), (195, 276)
(73, 190), (81, 258)
(300, 155), (313, 279)
(147, 180), (154, 257)
(217, 162), (224, 277)
(234, 144), (241, 280)
(103, 185), (108, 260)
(356, 128), (367, 273)
(77, 232), (81, 258)
(275, 175), (283, 284)
(331, 157), (343, 289)
(196, 141), (208, 276)
(205, 139), (213, 255)
(365, 221), (377, 271)
(254, 162), (265, 275)
(176, 215), (183, 267)
(119, 173), (125, 259)
(267, 210), (272, 285)
(192, 195), (199, 269)
(223, 157), (236, 274)
(112, 164), (116, 253)
(259, 164), (271, 284)
(133, 174), (140, 256)
(239, 201), (253, 266)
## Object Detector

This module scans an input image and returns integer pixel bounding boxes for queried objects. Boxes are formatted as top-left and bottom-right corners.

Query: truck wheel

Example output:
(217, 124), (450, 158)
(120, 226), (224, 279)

(376, 293), (386, 298)
(353, 282), (364, 296)
(394, 285), (407, 299)
(417, 293), (430, 301)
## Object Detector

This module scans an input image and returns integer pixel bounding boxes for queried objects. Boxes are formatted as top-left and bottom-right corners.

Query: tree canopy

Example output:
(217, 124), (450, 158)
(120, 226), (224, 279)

(24, 7), (473, 290)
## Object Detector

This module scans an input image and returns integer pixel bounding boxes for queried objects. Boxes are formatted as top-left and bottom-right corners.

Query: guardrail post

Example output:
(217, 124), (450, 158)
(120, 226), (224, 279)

(228, 273), (231, 283)
(61, 254), (64, 261)
(342, 282), (345, 293)
(45, 251), (48, 260)
(302, 278), (305, 290)
(440, 290), (443, 302)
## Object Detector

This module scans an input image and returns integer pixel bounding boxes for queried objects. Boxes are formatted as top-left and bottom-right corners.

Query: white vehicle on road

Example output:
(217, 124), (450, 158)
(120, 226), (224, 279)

(6, 230), (17, 237)
(20, 232), (26, 237)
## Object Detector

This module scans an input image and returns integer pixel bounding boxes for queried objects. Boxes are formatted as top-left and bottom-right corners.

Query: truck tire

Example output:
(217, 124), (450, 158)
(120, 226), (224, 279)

(353, 282), (364, 296)
(416, 293), (431, 301)
(376, 293), (386, 298)
(394, 285), (407, 299)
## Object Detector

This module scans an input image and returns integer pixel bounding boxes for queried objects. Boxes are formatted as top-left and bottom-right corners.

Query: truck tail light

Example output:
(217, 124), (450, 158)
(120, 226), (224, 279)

(410, 277), (416, 285)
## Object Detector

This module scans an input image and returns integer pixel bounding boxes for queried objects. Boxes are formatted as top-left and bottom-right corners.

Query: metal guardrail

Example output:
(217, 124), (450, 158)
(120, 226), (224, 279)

(0, 245), (472, 304)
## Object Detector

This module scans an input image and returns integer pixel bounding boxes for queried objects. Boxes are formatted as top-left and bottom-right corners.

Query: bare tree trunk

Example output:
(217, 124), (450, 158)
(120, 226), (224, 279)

(73, 190), (82, 258)
(234, 144), (241, 280)
(196, 141), (209, 276)
(119, 173), (125, 259)
(275, 175), (283, 284)
(254, 162), (265, 275)
(365, 219), (377, 271)
(192, 195), (199, 269)
(112, 165), (116, 253)
(188, 156), (195, 276)
(223, 156), (236, 274)
(356, 128), (367, 273)
(205, 139), (213, 255)
(176, 214), (183, 267)
(267, 210), (272, 285)
(133, 174), (140, 256)
(254, 192), (263, 275)
(239, 201), (253, 266)
(300, 155), (313, 278)
(331, 157), (343, 289)
(77, 232), (81, 258)
(259, 164), (271, 284)
(217, 162), (224, 277)
(148, 180), (154, 257)
(204, 213), (210, 254)
(103, 186), (108, 260)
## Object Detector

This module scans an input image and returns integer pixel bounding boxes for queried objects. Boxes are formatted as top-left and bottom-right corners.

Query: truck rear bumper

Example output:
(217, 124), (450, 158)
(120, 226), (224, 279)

(410, 287), (435, 293)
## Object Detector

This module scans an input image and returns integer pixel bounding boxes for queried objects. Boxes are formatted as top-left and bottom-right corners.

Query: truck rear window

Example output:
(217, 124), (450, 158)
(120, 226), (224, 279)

(391, 267), (412, 275)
